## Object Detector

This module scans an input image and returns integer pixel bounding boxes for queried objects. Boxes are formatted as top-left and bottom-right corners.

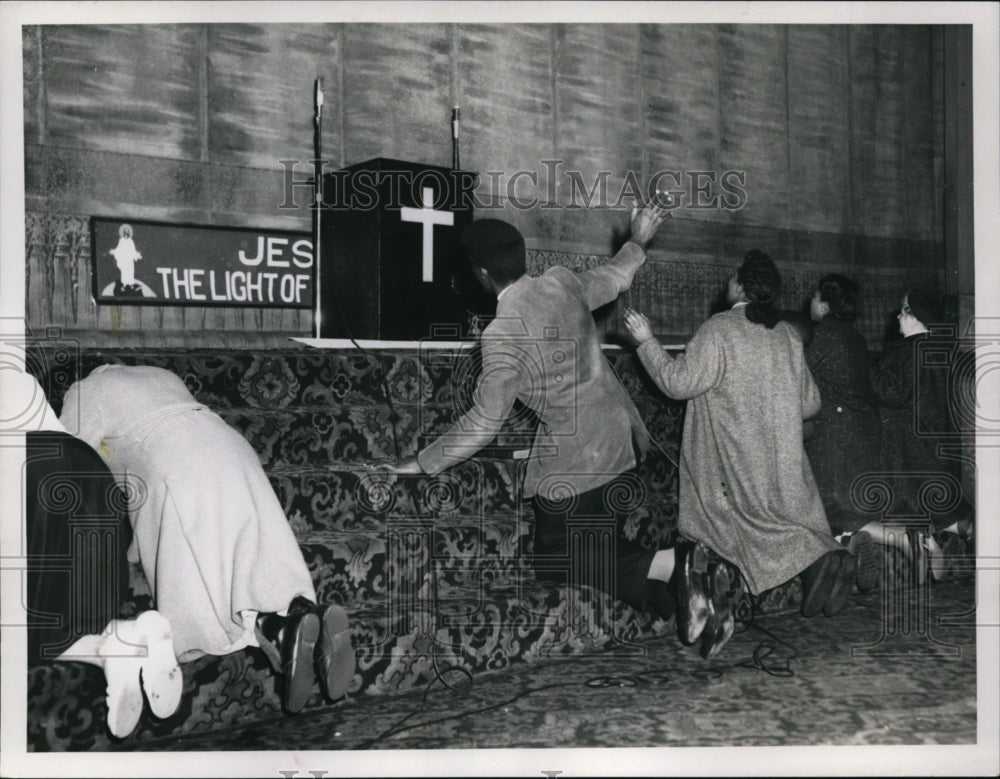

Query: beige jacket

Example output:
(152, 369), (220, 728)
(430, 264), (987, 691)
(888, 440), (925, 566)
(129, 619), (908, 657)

(418, 241), (650, 499)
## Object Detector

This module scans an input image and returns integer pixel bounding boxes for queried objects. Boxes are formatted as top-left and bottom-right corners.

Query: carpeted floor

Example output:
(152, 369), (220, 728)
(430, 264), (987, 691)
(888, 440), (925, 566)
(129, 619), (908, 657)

(117, 578), (977, 752)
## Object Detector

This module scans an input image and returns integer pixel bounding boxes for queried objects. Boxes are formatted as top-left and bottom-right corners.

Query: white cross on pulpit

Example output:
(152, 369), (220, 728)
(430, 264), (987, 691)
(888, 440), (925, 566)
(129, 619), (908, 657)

(400, 187), (454, 282)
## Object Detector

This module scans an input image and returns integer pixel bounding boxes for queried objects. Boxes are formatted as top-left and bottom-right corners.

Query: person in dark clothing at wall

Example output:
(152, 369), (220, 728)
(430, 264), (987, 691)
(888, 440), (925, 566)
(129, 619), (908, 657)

(864, 288), (974, 582)
(803, 273), (881, 591)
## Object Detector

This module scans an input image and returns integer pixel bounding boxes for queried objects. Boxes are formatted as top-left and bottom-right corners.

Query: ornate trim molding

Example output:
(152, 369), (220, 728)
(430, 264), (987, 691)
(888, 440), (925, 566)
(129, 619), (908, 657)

(527, 247), (942, 347)
(23, 211), (942, 350)
(25, 211), (91, 325)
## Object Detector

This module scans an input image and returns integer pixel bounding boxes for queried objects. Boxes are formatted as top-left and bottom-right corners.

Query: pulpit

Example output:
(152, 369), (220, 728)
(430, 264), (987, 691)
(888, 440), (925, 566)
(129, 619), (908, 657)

(316, 158), (495, 340)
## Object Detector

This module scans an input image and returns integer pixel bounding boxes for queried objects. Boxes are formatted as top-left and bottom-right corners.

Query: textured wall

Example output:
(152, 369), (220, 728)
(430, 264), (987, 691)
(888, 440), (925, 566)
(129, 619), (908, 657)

(22, 23), (946, 346)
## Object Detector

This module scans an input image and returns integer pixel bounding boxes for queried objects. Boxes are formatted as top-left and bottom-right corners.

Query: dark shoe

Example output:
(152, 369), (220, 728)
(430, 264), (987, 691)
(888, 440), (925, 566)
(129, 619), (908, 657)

(823, 550), (857, 617)
(911, 527), (931, 587)
(845, 531), (878, 593)
(288, 596), (355, 701)
(316, 604), (355, 700)
(256, 607), (320, 714)
(925, 529), (970, 582)
(700, 562), (736, 660)
(673, 542), (710, 645)
(646, 579), (678, 622)
(800, 550), (841, 618)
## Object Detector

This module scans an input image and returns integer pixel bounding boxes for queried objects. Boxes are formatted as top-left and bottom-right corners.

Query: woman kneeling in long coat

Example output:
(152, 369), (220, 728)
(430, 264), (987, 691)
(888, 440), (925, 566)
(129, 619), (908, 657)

(625, 251), (855, 621)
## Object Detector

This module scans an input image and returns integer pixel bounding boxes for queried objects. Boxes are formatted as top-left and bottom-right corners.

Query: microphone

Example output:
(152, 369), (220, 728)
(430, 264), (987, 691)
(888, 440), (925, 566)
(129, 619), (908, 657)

(313, 77), (324, 338)
(451, 106), (460, 170)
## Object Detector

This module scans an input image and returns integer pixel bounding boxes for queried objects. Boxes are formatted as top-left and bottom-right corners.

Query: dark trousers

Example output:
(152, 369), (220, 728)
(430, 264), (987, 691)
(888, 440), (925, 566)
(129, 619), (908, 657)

(531, 469), (656, 611)
(26, 432), (131, 662)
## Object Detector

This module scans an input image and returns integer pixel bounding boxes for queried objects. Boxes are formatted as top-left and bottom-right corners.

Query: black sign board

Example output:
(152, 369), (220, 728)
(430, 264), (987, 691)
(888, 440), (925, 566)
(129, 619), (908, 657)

(90, 217), (313, 308)
(317, 158), (495, 339)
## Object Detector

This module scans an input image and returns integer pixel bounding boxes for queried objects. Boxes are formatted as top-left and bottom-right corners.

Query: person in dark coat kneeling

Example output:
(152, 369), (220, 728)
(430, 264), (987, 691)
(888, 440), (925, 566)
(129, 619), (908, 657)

(803, 273), (881, 591)
(865, 288), (974, 582)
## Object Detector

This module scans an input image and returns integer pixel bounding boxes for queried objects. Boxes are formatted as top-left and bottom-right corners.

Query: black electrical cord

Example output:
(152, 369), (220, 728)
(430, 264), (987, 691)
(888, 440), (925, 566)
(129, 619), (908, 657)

(312, 79), (402, 461)
(353, 636), (796, 751)
(734, 619), (799, 678)
(354, 675), (577, 750)
(318, 239), (403, 461)
(729, 568), (800, 678)
(351, 561), (802, 749)
(647, 434), (679, 471)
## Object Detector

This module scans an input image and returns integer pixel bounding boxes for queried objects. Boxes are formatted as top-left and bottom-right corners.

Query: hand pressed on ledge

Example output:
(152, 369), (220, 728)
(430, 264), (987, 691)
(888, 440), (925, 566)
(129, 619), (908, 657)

(623, 308), (656, 345)
(377, 455), (424, 475)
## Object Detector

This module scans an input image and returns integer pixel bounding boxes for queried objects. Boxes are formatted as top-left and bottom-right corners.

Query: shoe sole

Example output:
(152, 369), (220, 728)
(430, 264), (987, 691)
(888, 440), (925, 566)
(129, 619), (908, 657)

(701, 609), (735, 661)
(137, 611), (183, 720)
(848, 531), (879, 593)
(677, 543), (711, 645)
(317, 605), (355, 700)
(101, 650), (143, 739)
(802, 551), (840, 618)
(700, 564), (735, 660)
(824, 553), (857, 617)
(931, 532), (966, 582)
(285, 613), (320, 714)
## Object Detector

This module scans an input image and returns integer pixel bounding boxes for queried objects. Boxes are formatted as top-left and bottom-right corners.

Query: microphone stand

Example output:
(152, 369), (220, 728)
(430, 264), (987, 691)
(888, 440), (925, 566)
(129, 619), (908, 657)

(452, 106), (460, 171)
(312, 77), (324, 338)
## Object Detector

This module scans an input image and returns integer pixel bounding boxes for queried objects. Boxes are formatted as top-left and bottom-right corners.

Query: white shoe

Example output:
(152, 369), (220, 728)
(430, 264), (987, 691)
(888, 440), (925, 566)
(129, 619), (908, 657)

(98, 628), (144, 739)
(136, 610), (183, 719)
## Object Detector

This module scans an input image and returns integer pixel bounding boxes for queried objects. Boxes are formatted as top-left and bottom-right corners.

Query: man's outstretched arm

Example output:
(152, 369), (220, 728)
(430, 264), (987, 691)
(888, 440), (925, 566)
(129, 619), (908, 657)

(577, 201), (671, 311)
(381, 326), (525, 475)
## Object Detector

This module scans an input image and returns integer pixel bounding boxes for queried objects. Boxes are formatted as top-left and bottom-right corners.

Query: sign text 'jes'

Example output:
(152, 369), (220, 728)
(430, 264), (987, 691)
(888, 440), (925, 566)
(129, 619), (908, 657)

(91, 218), (314, 308)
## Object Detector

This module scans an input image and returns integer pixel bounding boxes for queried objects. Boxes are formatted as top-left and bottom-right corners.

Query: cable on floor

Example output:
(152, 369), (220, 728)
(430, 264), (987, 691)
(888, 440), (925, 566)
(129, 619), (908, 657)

(352, 565), (802, 749)
(729, 568), (800, 678)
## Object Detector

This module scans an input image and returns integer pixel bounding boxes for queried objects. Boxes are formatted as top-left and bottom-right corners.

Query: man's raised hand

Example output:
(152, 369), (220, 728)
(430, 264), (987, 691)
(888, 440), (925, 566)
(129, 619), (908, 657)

(630, 200), (672, 249)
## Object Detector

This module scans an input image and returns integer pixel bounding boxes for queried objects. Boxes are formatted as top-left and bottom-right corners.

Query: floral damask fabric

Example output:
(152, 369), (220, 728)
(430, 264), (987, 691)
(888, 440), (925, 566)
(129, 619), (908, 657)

(27, 580), (673, 751)
(117, 579), (974, 752)
(23, 345), (831, 752)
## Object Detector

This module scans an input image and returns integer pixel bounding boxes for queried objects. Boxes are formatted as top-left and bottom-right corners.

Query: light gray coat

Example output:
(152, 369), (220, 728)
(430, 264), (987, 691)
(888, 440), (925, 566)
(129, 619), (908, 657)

(636, 305), (837, 594)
